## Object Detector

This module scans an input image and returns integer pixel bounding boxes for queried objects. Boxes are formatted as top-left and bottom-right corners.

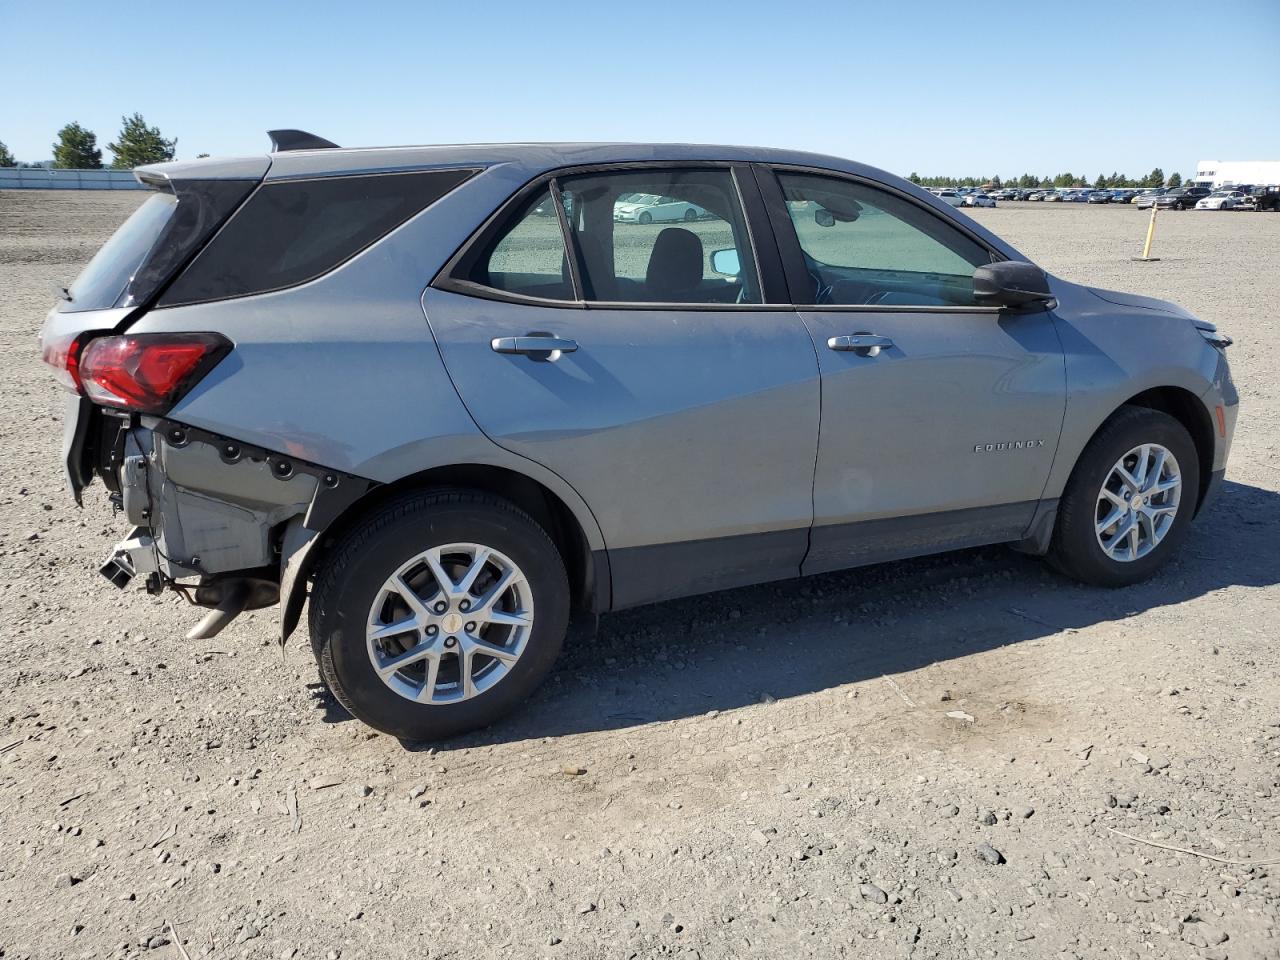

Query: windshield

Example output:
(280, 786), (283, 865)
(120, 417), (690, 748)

(626, 194), (660, 205)
(64, 192), (176, 313)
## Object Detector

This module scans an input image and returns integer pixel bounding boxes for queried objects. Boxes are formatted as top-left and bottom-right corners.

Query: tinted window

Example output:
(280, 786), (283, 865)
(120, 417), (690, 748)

(559, 168), (761, 304)
(775, 172), (991, 307)
(465, 187), (573, 301)
(65, 191), (176, 312)
(161, 169), (473, 306)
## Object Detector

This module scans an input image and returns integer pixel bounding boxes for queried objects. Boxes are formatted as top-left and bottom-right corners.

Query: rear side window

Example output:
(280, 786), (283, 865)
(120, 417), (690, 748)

(160, 169), (474, 306)
(464, 187), (574, 301)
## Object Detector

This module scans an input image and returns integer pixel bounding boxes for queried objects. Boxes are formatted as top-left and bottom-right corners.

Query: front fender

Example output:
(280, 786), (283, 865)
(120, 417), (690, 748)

(1041, 280), (1219, 501)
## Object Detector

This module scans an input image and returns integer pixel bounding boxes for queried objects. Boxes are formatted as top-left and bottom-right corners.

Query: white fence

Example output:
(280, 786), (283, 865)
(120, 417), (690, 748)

(0, 168), (145, 190)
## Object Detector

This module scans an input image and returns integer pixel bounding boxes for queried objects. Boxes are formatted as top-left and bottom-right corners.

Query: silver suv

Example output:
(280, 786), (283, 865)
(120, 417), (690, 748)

(40, 133), (1239, 739)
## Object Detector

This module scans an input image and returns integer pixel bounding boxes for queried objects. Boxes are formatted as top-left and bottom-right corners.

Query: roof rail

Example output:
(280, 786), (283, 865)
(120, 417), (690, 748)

(267, 129), (340, 152)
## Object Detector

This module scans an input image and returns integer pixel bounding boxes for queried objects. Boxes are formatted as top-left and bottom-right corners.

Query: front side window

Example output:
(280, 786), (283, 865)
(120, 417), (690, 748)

(559, 168), (761, 304)
(774, 172), (992, 307)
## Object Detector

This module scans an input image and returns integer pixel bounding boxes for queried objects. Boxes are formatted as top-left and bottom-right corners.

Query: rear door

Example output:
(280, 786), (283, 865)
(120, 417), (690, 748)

(425, 164), (820, 607)
(756, 166), (1066, 574)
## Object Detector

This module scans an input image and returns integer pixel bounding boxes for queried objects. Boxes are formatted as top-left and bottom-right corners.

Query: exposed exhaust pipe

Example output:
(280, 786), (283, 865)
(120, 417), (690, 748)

(186, 579), (250, 641)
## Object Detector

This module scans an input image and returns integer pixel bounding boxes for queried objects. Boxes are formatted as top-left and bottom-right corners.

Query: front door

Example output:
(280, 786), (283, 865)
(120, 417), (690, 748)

(758, 167), (1066, 574)
(424, 165), (820, 606)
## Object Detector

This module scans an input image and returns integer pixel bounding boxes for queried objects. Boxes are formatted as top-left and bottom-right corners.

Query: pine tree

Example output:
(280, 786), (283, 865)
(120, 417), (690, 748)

(0, 141), (15, 167)
(52, 122), (102, 169)
(108, 113), (177, 168)
(1168, 172), (1182, 188)
(1145, 167), (1164, 188)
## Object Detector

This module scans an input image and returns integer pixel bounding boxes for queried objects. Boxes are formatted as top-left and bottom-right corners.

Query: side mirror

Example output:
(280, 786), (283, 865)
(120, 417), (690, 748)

(972, 261), (1054, 308)
(814, 208), (836, 227)
(710, 248), (741, 276)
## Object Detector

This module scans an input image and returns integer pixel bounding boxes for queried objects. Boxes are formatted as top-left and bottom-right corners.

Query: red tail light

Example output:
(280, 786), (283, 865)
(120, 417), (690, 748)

(40, 330), (89, 394)
(77, 333), (232, 414)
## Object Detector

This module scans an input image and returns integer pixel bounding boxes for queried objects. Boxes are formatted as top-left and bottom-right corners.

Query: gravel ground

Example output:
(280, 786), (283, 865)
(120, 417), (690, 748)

(1, 191), (1277, 960)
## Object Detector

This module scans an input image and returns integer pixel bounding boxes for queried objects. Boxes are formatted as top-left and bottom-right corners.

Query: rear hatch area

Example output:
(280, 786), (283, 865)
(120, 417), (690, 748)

(39, 158), (268, 497)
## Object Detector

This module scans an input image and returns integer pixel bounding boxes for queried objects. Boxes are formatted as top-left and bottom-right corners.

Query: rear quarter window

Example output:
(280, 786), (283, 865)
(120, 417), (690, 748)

(159, 169), (475, 306)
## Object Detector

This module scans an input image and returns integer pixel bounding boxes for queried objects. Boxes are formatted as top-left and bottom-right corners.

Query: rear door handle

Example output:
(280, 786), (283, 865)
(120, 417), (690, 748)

(490, 335), (579, 360)
(827, 333), (894, 357)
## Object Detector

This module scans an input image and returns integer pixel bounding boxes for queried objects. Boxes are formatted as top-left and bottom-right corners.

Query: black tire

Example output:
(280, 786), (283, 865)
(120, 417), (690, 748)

(684, 208), (698, 221)
(638, 211), (652, 225)
(308, 489), (570, 740)
(1047, 406), (1200, 588)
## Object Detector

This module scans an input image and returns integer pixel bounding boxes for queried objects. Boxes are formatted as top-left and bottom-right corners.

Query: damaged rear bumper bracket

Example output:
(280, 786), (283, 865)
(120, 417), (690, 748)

(151, 418), (376, 534)
(100, 417), (377, 638)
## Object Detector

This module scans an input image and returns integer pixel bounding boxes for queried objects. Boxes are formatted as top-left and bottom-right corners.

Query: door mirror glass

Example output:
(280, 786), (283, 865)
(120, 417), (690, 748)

(710, 248), (740, 276)
(972, 260), (1054, 307)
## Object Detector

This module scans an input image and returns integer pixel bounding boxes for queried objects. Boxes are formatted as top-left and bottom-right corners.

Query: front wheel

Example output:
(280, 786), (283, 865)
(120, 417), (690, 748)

(1047, 407), (1199, 587)
(309, 490), (570, 739)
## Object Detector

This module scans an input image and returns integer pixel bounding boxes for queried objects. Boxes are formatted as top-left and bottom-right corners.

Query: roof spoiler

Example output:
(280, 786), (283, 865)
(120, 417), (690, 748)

(267, 129), (340, 152)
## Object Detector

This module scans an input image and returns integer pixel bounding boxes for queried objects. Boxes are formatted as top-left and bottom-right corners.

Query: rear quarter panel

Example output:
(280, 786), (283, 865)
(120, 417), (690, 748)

(124, 160), (607, 553)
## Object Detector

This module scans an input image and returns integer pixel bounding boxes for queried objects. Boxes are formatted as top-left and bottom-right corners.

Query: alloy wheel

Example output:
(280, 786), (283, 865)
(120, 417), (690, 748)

(366, 543), (534, 704)
(1094, 443), (1183, 562)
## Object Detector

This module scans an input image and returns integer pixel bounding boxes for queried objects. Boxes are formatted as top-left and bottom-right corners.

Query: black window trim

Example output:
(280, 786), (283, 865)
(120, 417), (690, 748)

(157, 166), (482, 309)
(753, 163), (1014, 315)
(431, 160), (795, 312)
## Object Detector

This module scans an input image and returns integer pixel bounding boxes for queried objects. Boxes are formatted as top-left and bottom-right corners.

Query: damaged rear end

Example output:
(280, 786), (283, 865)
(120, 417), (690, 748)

(38, 155), (299, 638)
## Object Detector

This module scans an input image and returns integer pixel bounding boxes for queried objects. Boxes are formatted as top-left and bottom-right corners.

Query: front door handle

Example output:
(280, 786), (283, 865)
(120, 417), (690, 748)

(827, 333), (894, 357)
(490, 335), (579, 360)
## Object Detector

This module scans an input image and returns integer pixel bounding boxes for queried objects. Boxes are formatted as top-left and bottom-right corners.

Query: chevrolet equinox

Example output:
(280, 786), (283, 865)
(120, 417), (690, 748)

(39, 132), (1238, 739)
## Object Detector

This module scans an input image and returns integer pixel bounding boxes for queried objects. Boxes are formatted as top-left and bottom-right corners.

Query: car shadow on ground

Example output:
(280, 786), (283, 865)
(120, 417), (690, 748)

(308, 480), (1279, 749)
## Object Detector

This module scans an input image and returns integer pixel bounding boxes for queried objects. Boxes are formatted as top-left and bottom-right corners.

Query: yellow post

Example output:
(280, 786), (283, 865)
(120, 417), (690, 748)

(1133, 200), (1161, 262)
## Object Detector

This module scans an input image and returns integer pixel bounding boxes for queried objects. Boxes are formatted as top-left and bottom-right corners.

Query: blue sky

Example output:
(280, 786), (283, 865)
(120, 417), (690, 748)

(3, 0), (1277, 179)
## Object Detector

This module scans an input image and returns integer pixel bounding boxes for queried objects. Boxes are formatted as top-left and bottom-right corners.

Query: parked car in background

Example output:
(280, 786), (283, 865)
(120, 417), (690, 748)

(37, 134), (1238, 739)
(1134, 189), (1168, 209)
(1043, 191), (1063, 202)
(1110, 189), (1138, 204)
(1064, 190), (1092, 203)
(614, 194), (707, 223)
(1087, 191), (1113, 204)
(962, 193), (997, 208)
(1195, 190), (1246, 211)
(996, 189), (1019, 200)
(930, 189), (965, 207)
(1238, 185), (1280, 212)
(1155, 186), (1212, 210)
(1016, 189), (1038, 200)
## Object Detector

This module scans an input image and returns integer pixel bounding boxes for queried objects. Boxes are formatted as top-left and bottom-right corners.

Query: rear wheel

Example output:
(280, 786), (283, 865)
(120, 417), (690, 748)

(683, 208), (698, 221)
(1047, 407), (1199, 587)
(309, 490), (569, 739)
(638, 211), (653, 225)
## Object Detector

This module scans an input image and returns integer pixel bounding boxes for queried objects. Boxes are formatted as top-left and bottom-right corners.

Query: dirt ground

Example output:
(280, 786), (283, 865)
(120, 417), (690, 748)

(1, 190), (1277, 960)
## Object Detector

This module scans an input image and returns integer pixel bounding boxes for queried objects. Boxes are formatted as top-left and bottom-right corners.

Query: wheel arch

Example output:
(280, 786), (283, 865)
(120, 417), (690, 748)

(281, 463), (609, 643)
(1119, 386), (1215, 512)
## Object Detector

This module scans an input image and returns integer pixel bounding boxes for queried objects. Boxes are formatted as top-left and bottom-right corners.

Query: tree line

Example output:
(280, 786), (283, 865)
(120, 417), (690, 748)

(907, 169), (1184, 189)
(0, 114), (180, 169)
